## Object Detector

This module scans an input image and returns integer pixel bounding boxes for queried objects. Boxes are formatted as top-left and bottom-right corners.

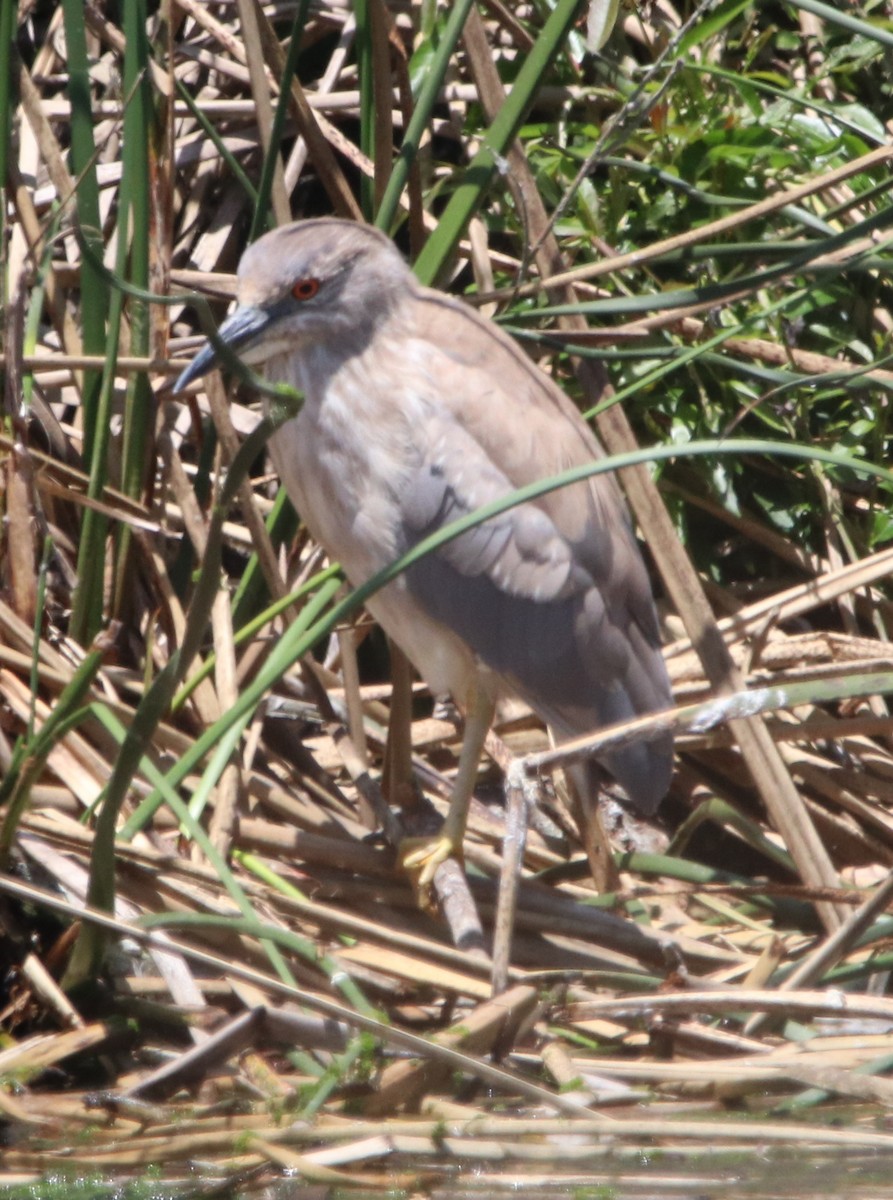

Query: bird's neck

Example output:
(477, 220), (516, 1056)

(265, 306), (411, 404)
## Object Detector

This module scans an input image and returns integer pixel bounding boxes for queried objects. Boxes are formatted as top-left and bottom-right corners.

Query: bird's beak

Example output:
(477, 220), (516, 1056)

(174, 304), (273, 392)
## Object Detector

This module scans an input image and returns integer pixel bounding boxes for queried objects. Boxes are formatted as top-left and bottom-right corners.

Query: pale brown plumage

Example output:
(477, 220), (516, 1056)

(176, 218), (673, 870)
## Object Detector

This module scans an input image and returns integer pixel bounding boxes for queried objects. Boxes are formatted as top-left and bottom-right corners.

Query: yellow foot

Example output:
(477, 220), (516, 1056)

(401, 834), (460, 888)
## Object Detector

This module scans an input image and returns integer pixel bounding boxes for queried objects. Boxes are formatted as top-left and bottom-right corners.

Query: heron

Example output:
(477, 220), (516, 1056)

(175, 218), (673, 881)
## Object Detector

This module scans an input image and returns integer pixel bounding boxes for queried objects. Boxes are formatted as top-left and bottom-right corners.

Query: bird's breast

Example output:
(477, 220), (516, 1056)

(260, 344), (484, 703)
(264, 347), (422, 579)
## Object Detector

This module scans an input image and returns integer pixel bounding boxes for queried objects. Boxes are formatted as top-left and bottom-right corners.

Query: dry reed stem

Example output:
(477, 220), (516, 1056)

(2, 1), (893, 1190)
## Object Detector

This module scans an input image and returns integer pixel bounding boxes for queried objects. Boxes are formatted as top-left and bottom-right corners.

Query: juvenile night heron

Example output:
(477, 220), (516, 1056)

(176, 218), (674, 877)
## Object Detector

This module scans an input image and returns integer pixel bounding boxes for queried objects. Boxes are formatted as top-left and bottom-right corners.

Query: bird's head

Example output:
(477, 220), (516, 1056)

(174, 219), (412, 392)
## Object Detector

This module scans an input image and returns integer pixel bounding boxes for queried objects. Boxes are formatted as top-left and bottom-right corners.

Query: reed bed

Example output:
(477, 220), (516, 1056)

(2, 1), (893, 1194)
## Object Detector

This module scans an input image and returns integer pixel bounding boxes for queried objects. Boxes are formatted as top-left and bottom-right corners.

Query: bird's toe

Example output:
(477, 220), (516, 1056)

(401, 833), (461, 887)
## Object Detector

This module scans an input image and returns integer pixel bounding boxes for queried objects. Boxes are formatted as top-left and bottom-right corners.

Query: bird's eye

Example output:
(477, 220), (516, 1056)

(292, 277), (320, 301)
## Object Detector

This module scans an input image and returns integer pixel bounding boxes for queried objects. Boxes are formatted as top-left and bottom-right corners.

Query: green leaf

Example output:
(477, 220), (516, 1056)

(586, 0), (620, 52)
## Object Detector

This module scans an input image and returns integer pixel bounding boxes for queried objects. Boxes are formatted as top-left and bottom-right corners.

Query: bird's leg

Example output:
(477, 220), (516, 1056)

(402, 688), (495, 886)
(382, 639), (420, 813)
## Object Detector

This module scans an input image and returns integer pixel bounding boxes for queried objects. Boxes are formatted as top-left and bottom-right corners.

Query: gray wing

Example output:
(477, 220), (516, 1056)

(399, 409), (673, 815)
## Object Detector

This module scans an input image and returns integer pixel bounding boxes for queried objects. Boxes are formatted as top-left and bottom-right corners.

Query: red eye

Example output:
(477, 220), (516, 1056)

(292, 277), (320, 301)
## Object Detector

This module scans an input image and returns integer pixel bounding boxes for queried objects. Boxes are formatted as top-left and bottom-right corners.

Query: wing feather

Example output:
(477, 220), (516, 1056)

(394, 295), (673, 810)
